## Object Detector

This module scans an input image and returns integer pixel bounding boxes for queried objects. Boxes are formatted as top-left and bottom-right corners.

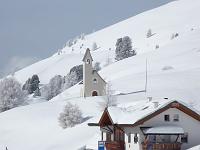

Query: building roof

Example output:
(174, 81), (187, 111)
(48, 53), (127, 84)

(92, 70), (107, 84)
(92, 99), (200, 127)
(82, 48), (93, 62)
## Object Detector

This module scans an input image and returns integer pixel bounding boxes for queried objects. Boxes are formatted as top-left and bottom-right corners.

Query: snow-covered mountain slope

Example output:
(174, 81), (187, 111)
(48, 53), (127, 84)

(14, 0), (200, 84)
(0, 96), (102, 150)
(1, 0), (200, 149)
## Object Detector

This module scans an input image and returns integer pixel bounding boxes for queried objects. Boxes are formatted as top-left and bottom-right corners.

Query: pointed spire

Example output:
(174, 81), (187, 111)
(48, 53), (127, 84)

(82, 48), (93, 62)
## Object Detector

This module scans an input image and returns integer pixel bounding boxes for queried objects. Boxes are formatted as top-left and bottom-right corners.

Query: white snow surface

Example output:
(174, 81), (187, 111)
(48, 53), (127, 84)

(107, 99), (200, 125)
(188, 145), (200, 150)
(1, 0), (200, 149)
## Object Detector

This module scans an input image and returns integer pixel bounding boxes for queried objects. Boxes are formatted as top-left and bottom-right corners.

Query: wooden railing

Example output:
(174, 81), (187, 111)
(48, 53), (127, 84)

(98, 141), (125, 150)
(142, 142), (181, 150)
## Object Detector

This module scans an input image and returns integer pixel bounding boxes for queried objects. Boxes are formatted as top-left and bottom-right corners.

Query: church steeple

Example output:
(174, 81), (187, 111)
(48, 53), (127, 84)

(82, 48), (93, 63)
(82, 48), (106, 97)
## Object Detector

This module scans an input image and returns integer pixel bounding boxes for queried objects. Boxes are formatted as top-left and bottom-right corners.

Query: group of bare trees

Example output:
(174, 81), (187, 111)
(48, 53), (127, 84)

(0, 77), (26, 112)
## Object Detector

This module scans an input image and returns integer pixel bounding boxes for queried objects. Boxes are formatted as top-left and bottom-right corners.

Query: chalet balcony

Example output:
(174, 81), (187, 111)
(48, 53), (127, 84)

(142, 142), (181, 150)
(98, 141), (125, 150)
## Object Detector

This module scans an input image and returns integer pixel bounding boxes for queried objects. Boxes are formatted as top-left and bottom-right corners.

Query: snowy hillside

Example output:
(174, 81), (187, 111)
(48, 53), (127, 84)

(14, 0), (200, 84)
(1, 0), (200, 149)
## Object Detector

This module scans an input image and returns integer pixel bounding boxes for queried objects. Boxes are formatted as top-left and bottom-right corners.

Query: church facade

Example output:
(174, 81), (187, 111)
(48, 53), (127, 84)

(82, 48), (106, 97)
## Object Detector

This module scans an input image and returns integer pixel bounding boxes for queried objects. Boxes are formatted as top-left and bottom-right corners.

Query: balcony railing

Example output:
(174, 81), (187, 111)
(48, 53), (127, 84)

(142, 142), (181, 150)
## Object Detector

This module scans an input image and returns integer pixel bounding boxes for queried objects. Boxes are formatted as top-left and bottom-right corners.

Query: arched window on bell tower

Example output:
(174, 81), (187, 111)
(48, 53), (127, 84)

(86, 59), (90, 64)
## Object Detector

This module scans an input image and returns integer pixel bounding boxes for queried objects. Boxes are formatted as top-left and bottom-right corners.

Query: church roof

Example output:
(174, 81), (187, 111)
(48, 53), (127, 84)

(82, 48), (93, 62)
(92, 70), (107, 84)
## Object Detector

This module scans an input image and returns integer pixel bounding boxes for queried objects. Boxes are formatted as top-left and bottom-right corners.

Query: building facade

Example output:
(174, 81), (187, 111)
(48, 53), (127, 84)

(89, 100), (200, 150)
(82, 48), (106, 97)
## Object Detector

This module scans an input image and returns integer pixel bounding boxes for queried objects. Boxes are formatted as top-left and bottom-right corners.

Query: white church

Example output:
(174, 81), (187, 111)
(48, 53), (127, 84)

(81, 48), (107, 97)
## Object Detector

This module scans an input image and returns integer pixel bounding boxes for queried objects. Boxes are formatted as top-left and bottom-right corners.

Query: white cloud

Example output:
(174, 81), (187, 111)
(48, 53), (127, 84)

(2, 56), (39, 77)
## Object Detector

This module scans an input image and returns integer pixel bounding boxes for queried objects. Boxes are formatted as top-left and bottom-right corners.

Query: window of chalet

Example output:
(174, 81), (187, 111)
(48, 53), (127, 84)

(128, 133), (131, 143)
(173, 114), (179, 122)
(164, 114), (170, 122)
(134, 133), (138, 144)
(106, 133), (111, 142)
(181, 133), (188, 143)
(115, 129), (124, 142)
(120, 132), (125, 141)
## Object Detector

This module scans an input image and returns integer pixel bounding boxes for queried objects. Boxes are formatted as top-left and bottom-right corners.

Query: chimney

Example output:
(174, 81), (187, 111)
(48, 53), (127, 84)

(153, 101), (159, 108)
(147, 97), (153, 102)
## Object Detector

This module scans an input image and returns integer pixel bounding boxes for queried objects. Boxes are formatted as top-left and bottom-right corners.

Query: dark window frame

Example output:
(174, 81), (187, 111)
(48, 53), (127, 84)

(134, 133), (138, 144)
(164, 114), (170, 122)
(181, 133), (188, 143)
(128, 133), (131, 143)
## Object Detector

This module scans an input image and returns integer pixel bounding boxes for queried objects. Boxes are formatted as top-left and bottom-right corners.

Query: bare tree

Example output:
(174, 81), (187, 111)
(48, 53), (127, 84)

(0, 77), (26, 112)
(58, 102), (83, 129)
(92, 42), (97, 51)
(41, 75), (63, 100)
(94, 62), (101, 71)
(99, 81), (117, 111)
(146, 29), (153, 38)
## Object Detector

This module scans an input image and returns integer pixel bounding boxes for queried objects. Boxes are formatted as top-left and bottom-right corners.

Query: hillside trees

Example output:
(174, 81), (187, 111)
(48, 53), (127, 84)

(22, 78), (31, 93)
(115, 36), (136, 61)
(171, 33), (179, 40)
(41, 75), (63, 100)
(41, 65), (83, 100)
(92, 42), (97, 51)
(22, 74), (40, 94)
(33, 87), (41, 97)
(146, 29), (153, 38)
(30, 75), (40, 92)
(58, 102), (83, 128)
(63, 65), (83, 89)
(0, 77), (26, 112)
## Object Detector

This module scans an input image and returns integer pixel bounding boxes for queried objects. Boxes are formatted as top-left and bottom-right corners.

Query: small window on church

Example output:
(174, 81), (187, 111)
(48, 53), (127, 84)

(93, 78), (97, 84)
(86, 59), (90, 64)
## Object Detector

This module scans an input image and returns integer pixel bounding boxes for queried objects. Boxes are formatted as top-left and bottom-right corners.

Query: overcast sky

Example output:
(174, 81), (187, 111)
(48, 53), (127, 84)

(0, 0), (173, 77)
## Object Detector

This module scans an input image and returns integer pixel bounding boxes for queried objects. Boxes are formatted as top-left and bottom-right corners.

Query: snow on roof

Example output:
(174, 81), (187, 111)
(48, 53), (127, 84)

(143, 126), (184, 135)
(107, 99), (200, 125)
